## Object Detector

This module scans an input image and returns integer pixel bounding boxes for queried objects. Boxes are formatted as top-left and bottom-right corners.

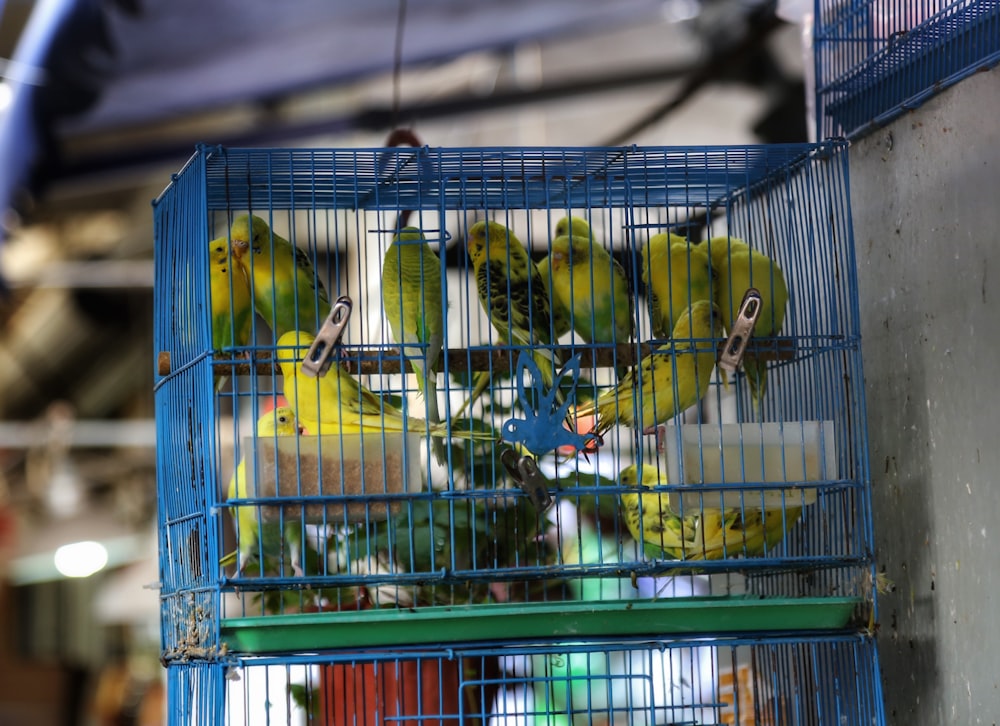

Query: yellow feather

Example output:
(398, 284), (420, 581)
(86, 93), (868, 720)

(275, 330), (494, 442)
(577, 300), (722, 436)
(548, 229), (632, 349)
(619, 463), (803, 561)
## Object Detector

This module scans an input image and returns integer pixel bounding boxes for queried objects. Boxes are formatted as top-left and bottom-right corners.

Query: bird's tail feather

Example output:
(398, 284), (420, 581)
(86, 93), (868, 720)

(219, 549), (238, 568)
(531, 345), (579, 432)
(454, 371), (491, 419)
(412, 361), (448, 465)
(305, 415), (495, 442)
(742, 355), (767, 419)
(573, 387), (619, 438)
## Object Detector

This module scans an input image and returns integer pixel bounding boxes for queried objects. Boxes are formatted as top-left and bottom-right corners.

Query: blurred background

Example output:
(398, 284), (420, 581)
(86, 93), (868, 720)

(1, 1), (812, 723)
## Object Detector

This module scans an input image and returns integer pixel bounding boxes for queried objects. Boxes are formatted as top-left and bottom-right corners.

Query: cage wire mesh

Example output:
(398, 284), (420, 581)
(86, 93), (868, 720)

(181, 633), (883, 725)
(814, 0), (1000, 139)
(153, 143), (875, 655)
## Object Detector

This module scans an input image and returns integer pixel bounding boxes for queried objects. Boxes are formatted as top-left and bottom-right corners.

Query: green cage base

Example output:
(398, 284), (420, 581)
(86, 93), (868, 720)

(221, 596), (861, 654)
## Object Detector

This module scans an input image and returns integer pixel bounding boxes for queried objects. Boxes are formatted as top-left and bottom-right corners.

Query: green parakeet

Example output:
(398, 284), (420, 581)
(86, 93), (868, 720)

(535, 253), (572, 340)
(708, 235), (789, 414)
(381, 227), (447, 464)
(640, 232), (713, 340)
(547, 220), (633, 379)
(464, 220), (564, 415)
(229, 213), (332, 339)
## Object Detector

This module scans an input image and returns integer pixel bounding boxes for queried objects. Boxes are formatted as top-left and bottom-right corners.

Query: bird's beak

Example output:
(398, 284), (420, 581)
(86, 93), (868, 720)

(230, 238), (249, 258)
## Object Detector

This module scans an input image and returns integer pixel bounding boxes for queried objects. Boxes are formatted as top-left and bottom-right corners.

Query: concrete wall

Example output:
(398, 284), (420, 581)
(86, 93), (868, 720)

(849, 67), (1000, 724)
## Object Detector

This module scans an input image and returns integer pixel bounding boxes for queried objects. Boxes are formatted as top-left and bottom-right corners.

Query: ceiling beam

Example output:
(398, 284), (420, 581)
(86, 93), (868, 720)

(54, 58), (699, 182)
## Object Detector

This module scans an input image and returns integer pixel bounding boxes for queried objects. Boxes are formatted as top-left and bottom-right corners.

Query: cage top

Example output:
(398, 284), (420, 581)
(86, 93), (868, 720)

(154, 141), (847, 212)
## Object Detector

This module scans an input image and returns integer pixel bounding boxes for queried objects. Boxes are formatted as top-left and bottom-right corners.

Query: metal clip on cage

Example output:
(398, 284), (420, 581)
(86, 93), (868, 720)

(302, 296), (353, 378)
(718, 287), (762, 374)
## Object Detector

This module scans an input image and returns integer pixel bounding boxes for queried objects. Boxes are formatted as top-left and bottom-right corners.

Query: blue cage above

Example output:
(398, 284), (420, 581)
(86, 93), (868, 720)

(814, 0), (1000, 139)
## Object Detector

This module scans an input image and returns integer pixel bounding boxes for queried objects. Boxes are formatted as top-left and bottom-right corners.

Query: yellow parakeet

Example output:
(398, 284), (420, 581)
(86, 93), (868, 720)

(380, 227), (447, 464)
(547, 223), (633, 378)
(208, 236), (253, 391)
(640, 232), (713, 340)
(275, 330), (495, 443)
(619, 463), (697, 560)
(576, 300), (722, 436)
(229, 213), (332, 339)
(209, 236), (253, 351)
(708, 235), (789, 412)
(222, 406), (306, 576)
(619, 463), (802, 561)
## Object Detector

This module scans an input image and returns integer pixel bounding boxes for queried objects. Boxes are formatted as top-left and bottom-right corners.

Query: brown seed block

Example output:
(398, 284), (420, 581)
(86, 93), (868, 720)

(247, 433), (422, 524)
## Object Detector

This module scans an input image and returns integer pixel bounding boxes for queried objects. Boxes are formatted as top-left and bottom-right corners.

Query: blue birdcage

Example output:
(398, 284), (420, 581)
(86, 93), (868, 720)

(814, 0), (1000, 139)
(153, 142), (881, 724)
(165, 631), (884, 725)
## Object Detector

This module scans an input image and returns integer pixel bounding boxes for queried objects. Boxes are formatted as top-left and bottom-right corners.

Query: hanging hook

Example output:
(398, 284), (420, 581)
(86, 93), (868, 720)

(381, 128), (426, 231)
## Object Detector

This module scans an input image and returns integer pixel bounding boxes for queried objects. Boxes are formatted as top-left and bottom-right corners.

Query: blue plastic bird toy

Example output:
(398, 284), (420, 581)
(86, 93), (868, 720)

(501, 352), (598, 456)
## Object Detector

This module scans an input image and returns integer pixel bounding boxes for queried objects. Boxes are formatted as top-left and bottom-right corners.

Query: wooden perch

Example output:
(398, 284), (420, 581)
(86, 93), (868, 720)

(156, 337), (797, 378)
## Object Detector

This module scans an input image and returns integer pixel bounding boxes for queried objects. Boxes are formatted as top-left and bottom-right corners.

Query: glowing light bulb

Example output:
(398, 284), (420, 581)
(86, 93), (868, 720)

(54, 540), (108, 578)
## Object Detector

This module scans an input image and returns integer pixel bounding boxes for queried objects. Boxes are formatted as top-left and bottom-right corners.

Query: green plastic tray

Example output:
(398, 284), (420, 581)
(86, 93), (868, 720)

(221, 596), (860, 654)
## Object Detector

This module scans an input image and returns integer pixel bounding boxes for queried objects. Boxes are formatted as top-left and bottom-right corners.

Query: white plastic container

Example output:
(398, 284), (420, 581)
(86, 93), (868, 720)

(663, 421), (835, 511)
